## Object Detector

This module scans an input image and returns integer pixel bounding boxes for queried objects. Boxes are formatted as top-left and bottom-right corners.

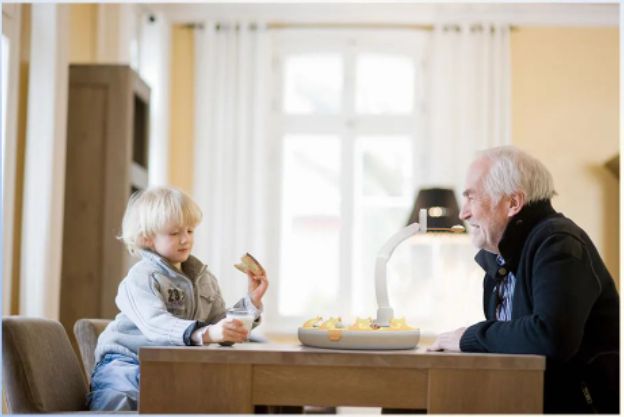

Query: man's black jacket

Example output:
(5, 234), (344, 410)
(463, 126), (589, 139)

(460, 200), (619, 413)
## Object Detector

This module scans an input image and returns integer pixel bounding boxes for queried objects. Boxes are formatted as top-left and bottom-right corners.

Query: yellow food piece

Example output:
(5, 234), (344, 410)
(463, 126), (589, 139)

(387, 317), (415, 330)
(319, 317), (343, 330)
(302, 316), (323, 328)
(347, 316), (415, 331)
(348, 317), (374, 331)
(302, 315), (416, 331)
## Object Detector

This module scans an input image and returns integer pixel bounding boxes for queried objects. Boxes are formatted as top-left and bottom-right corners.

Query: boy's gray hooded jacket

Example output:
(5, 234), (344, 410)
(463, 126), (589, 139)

(95, 250), (261, 363)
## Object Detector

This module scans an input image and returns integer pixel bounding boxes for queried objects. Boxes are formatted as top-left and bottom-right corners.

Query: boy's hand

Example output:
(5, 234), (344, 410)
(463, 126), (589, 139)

(233, 253), (268, 309)
(204, 317), (249, 344)
(247, 271), (268, 309)
(221, 319), (249, 343)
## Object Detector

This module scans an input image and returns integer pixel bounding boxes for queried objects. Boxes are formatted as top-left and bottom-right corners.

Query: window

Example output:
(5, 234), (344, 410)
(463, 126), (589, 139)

(283, 54), (342, 114)
(269, 29), (483, 335)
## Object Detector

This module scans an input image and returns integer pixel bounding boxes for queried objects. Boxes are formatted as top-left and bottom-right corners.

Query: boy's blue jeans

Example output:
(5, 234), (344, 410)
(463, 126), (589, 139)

(87, 353), (140, 411)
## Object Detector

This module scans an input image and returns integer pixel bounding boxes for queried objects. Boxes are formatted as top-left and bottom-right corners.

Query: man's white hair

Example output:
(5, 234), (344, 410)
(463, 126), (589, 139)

(477, 146), (556, 203)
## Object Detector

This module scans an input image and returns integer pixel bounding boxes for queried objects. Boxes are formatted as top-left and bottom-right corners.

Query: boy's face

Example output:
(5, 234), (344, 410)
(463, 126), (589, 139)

(145, 222), (195, 269)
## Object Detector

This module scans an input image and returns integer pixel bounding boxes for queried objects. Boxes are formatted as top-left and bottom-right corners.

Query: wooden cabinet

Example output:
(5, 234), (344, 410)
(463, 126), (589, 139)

(60, 65), (150, 335)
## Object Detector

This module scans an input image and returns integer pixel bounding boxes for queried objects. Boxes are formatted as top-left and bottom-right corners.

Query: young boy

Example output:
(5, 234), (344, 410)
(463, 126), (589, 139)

(87, 186), (268, 411)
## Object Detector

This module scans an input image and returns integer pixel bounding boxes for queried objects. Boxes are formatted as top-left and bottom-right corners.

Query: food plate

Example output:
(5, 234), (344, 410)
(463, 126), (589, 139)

(298, 327), (420, 350)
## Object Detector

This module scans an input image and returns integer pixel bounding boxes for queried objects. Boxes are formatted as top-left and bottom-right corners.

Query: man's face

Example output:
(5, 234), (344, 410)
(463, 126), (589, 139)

(459, 158), (512, 254)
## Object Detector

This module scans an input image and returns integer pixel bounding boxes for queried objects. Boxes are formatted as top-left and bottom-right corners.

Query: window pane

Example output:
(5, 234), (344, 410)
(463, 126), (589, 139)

(279, 135), (341, 316)
(283, 54), (342, 114)
(356, 53), (414, 114)
(357, 136), (412, 198)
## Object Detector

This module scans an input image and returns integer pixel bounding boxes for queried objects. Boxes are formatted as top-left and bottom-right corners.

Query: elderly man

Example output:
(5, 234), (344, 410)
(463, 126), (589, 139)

(429, 146), (619, 413)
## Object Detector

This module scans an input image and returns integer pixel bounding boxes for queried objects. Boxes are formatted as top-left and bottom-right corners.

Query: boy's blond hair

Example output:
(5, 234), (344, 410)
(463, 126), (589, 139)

(120, 186), (202, 256)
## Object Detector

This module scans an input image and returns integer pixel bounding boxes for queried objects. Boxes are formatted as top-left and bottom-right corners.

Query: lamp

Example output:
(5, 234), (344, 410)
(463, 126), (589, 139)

(407, 187), (464, 231)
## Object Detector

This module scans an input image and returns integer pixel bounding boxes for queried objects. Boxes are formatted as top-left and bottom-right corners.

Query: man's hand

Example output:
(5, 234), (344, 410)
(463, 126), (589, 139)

(248, 271), (268, 309)
(427, 327), (467, 352)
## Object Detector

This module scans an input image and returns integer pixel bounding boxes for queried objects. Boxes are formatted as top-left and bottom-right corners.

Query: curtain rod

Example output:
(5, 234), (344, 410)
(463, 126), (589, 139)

(268, 22), (434, 31)
(270, 22), (518, 31)
(182, 22), (517, 31)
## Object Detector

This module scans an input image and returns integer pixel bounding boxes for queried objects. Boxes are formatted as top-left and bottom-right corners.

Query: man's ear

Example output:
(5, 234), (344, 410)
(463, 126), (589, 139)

(507, 192), (525, 217)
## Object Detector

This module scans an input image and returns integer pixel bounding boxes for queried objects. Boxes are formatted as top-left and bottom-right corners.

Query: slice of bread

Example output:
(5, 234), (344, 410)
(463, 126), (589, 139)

(234, 252), (265, 275)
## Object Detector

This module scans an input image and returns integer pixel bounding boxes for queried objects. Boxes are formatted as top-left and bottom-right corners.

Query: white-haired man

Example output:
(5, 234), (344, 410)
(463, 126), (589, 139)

(429, 146), (619, 413)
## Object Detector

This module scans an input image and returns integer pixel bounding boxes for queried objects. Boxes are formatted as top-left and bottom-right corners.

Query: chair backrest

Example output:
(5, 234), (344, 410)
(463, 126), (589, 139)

(2, 316), (88, 413)
(73, 318), (111, 382)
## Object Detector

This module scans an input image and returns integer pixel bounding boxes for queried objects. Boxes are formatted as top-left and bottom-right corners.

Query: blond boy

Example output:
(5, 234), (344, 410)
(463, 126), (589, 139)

(88, 186), (268, 411)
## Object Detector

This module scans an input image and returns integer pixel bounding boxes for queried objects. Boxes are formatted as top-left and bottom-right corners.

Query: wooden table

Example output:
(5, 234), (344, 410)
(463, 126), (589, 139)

(139, 343), (545, 414)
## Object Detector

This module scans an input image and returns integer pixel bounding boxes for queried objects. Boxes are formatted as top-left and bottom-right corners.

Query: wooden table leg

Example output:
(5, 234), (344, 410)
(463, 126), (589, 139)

(140, 361), (254, 413)
(427, 368), (543, 413)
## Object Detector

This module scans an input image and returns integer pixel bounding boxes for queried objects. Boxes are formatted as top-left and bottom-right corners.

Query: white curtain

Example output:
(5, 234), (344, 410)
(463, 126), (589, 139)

(193, 21), (271, 305)
(139, 11), (171, 186)
(424, 22), (510, 195)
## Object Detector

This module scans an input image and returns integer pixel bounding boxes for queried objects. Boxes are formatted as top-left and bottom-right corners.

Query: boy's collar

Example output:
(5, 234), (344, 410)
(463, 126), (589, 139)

(138, 249), (205, 280)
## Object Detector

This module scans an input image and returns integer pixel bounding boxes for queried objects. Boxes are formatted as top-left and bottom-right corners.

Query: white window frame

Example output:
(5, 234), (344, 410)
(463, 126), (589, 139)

(264, 29), (429, 333)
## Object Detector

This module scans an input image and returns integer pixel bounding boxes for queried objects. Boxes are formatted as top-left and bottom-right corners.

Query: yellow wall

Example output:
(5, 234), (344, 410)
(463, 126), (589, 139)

(169, 24), (195, 193)
(69, 4), (97, 62)
(510, 27), (619, 286)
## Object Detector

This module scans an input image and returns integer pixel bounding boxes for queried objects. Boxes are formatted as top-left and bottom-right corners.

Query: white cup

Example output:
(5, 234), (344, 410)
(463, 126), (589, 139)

(226, 308), (254, 335)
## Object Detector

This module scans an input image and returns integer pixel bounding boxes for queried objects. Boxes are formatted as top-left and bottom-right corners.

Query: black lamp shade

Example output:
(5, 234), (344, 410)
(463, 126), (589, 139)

(407, 187), (464, 229)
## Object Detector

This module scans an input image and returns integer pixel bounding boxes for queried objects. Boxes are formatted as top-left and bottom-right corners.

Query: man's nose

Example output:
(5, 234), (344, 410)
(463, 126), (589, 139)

(459, 204), (469, 220)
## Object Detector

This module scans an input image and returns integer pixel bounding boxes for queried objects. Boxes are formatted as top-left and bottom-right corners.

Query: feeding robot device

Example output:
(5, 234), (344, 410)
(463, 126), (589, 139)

(298, 209), (432, 350)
